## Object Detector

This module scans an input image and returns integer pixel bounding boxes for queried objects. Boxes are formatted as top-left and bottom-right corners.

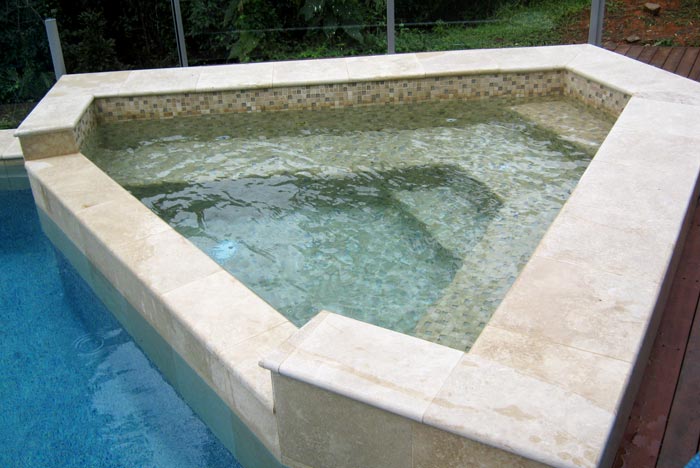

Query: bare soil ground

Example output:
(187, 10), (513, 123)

(561, 0), (700, 47)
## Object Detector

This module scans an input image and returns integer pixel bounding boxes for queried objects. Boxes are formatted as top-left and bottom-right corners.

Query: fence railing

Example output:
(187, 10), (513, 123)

(41, 0), (606, 76)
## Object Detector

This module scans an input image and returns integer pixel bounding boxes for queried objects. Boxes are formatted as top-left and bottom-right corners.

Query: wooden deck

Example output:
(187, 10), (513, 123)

(607, 44), (700, 82)
(608, 43), (700, 466)
(613, 200), (700, 467)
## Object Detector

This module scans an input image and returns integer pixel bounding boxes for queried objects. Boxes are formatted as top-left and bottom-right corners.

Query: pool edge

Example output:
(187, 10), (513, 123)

(17, 45), (700, 468)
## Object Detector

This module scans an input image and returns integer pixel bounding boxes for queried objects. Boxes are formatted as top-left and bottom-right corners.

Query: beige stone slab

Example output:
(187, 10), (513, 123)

(535, 208), (676, 285)
(81, 223), (222, 342)
(416, 50), (499, 77)
(2, 133), (23, 159)
(19, 130), (79, 160)
(15, 95), (93, 135)
(424, 354), (613, 468)
(345, 53), (424, 81)
(274, 374), (413, 468)
(0, 129), (16, 157)
(106, 228), (222, 297)
(490, 44), (588, 72)
(413, 423), (549, 468)
(636, 90), (700, 107)
(613, 97), (700, 138)
(593, 124), (700, 172)
(77, 196), (172, 250)
(26, 170), (46, 210)
(220, 321), (297, 410)
(45, 70), (132, 98)
(26, 155), (124, 253)
(161, 270), (290, 360)
(560, 158), (697, 249)
(32, 180), (85, 254)
(260, 310), (329, 374)
(633, 70), (700, 105)
(272, 57), (349, 87)
(24, 153), (96, 185)
(566, 46), (665, 94)
(471, 325), (629, 413)
(488, 255), (660, 362)
(168, 304), (216, 387)
(211, 322), (298, 457)
(270, 312), (463, 422)
(196, 62), (274, 92)
(119, 67), (201, 96)
(25, 154), (124, 213)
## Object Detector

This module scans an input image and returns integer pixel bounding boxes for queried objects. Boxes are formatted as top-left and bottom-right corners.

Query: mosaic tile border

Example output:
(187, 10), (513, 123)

(94, 71), (568, 124)
(564, 71), (630, 116)
(74, 103), (97, 150)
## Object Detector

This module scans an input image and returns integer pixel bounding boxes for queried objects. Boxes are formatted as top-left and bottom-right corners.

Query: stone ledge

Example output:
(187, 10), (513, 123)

(16, 45), (700, 468)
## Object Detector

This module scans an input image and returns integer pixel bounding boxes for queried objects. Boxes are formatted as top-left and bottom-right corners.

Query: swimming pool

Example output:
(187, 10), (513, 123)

(16, 45), (700, 467)
(0, 189), (241, 467)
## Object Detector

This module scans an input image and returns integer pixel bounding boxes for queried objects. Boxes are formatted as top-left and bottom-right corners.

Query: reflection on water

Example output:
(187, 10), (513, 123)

(84, 97), (614, 350)
(130, 165), (501, 333)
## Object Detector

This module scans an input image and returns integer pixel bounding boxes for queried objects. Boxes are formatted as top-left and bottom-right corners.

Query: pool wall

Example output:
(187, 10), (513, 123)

(16, 45), (700, 468)
(0, 130), (28, 191)
(32, 203), (285, 468)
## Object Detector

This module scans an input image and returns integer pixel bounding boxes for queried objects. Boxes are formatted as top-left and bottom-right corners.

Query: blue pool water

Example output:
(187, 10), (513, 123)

(0, 189), (241, 467)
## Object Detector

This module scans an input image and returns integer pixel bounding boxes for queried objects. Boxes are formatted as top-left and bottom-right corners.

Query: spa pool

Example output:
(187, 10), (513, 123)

(83, 97), (613, 351)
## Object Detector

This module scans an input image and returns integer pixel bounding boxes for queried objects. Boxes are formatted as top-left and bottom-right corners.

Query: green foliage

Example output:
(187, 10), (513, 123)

(0, 102), (38, 129)
(63, 10), (121, 72)
(396, 0), (589, 52)
(196, 0), (387, 62)
(395, 0), (508, 22)
(605, 0), (625, 16)
(0, 0), (55, 104)
(182, 0), (587, 63)
(653, 38), (675, 47)
(0, 0), (591, 120)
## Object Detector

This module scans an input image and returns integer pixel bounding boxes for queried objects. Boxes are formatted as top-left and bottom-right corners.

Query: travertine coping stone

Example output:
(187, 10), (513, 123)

(25, 153), (293, 458)
(15, 95), (92, 159)
(17, 45), (700, 467)
(0, 129), (22, 160)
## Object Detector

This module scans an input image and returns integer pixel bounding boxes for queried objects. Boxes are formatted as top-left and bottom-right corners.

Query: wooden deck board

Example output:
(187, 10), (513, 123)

(610, 45), (700, 81)
(614, 203), (700, 468)
(677, 48), (700, 78)
(650, 47), (672, 68)
(606, 41), (700, 467)
(663, 47), (686, 73)
(690, 55), (700, 81)
(638, 46), (660, 64)
(626, 45), (645, 59)
(616, 44), (632, 56)
(657, 299), (700, 468)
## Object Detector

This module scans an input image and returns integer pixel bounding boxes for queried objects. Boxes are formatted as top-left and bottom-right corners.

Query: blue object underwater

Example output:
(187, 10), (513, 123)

(209, 239), (240, 262)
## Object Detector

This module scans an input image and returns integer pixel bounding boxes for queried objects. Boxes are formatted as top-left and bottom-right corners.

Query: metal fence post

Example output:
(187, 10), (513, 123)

(44, 18), (66, 80)
(387, 0), (395, 54)
(588, 0), (606, 46)
(171, 0), (189, 67)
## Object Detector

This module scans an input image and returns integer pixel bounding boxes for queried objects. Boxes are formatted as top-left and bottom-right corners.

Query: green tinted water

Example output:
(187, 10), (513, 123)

(84, 98), (614, 350)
